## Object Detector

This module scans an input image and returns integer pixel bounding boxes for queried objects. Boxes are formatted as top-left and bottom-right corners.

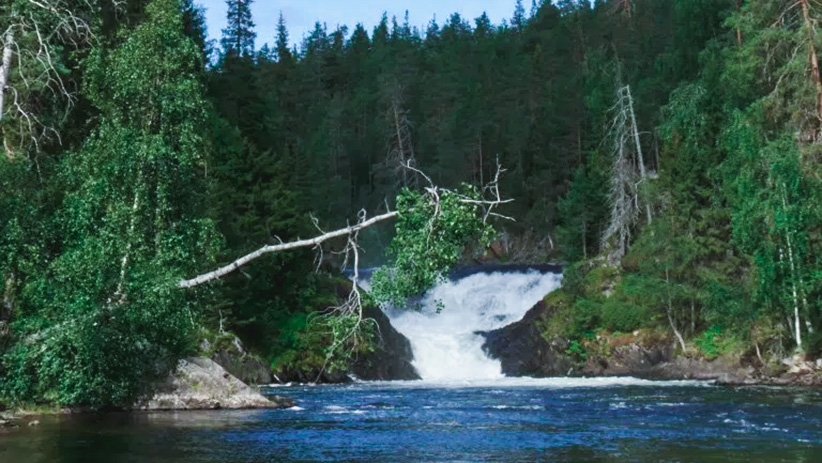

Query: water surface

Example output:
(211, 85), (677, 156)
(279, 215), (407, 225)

(3, 379), (822, 462)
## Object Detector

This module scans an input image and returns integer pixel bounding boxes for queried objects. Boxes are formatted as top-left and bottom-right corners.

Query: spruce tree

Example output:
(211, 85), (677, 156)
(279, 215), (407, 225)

(275, 11), (293, 64)
(221, 0), (256, 57)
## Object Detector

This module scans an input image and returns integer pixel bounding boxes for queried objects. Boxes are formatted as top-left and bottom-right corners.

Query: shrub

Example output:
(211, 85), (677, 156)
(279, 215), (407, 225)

(572, 298), (601, 336)
(695, 325), (741, 360)
(600, 299), (648, 333)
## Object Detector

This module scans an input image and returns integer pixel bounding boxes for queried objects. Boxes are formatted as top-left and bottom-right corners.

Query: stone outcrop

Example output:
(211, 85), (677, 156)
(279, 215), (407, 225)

(139, 357), (293, 410)
(480, 300), (574, 377)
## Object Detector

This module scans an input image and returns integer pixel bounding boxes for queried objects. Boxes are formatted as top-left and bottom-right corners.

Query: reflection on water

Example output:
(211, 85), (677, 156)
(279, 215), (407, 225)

(2, 381), (822, 463)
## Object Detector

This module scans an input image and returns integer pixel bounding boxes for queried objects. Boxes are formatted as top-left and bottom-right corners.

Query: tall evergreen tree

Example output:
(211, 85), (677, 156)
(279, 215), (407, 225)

(275, 11), (293, 64)
(221, 0), (256, 57)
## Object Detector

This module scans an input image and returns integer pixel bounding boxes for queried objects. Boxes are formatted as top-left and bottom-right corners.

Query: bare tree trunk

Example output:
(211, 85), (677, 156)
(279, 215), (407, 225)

(0, 30), (13, 157)
(0, 31), (11, 113)
(2, 272), (14, 318)
(779, 245), (802, 350)
(781, 188), (803, 350)
(114, 184), (141, 303)
(668, 308), (687, 352)
(624, 85), (652, 225)
(625, 86), (645, 179)
(690, 300), (696, 335)
(666, 269), (687, 352)
(477, 133), (484, 186)
(385, 79), (417, 187)
(392, 102), (408, 185)
(735, 0), (743, 45)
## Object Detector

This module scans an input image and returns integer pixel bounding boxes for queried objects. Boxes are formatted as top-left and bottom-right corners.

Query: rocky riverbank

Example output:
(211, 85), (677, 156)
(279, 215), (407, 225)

(0, 356), (292, 430)
(481, 297), (822, 386)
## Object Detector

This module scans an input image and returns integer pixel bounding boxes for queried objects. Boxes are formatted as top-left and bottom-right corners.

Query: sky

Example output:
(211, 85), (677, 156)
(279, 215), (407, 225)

(196, 1), (519, 51)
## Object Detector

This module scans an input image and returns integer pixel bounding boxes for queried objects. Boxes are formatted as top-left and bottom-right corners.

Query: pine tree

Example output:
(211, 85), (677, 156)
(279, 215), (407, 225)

(221, 0), (256, 57)
(513, 0), (526, 29)
(275, 11), (292, 64)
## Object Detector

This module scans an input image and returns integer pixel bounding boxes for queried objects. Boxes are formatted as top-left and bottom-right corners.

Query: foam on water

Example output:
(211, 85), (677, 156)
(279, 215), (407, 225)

(386, 270), (562, 382)
(352, 377), (710, 389)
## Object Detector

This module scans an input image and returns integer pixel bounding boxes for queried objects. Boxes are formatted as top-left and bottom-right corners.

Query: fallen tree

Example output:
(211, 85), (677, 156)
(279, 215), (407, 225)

(180, 161), (513, 292)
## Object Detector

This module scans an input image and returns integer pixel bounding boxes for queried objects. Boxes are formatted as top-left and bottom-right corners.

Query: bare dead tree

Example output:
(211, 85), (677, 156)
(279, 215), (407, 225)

(381, 76), (418, 188)
(601, 84), (651, 262)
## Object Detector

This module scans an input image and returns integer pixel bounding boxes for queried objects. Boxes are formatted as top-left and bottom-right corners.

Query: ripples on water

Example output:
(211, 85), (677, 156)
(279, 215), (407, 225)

(2, 379), (822, 463)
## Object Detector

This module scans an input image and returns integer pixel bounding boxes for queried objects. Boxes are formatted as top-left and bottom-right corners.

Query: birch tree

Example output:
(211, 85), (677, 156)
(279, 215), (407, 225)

(5, 0), (220, 407)
(721, 0), (822, 351)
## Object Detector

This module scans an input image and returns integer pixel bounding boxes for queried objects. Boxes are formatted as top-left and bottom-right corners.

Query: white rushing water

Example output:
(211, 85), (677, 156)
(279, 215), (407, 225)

(387, 270), (562, 382)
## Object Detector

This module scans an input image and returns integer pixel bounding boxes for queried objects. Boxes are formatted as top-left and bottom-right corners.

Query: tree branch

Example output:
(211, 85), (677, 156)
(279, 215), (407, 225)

(179, 210), (399, 288)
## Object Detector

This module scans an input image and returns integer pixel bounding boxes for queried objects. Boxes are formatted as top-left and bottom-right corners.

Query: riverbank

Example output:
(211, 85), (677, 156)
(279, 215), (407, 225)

(481, 296), (822, 387)
(0, 356), (293, 430)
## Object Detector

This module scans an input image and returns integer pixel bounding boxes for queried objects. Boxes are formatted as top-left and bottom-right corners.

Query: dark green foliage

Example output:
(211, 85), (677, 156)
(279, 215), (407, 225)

(571, 299), (601, 336)
(600, 299), (649, 334)
(694, 325), (741, 360)
(221, 0), (255, 57)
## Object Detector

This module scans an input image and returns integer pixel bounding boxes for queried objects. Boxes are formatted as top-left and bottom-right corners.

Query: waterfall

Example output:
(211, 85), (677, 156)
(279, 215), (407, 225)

(386, 269), (562, 382)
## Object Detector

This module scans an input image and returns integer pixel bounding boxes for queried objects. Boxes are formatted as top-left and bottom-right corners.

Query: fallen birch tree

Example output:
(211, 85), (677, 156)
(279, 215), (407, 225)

(180, 161), (513, 292)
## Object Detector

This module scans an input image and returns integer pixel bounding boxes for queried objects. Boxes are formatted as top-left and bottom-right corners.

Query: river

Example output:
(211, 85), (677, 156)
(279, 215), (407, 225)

(2, 379), (822, 462)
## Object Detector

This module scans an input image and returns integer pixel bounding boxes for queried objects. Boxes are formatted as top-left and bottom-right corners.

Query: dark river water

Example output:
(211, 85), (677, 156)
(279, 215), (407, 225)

(2, 378), (822, 463)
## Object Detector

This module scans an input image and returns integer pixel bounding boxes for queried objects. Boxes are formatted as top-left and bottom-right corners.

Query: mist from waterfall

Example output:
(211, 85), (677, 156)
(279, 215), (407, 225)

(386, 270), (562, 382)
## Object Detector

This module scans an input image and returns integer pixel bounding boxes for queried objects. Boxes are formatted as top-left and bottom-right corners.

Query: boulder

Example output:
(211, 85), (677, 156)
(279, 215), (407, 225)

(480, 300), (574, 377)
(139, 357), (293, 410)
(580, 332), (676, 378)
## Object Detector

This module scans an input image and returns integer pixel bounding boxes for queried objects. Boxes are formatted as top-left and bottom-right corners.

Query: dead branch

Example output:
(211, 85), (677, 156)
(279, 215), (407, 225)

(178, 210), (400, 289)
(1, 1), (124, 157)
